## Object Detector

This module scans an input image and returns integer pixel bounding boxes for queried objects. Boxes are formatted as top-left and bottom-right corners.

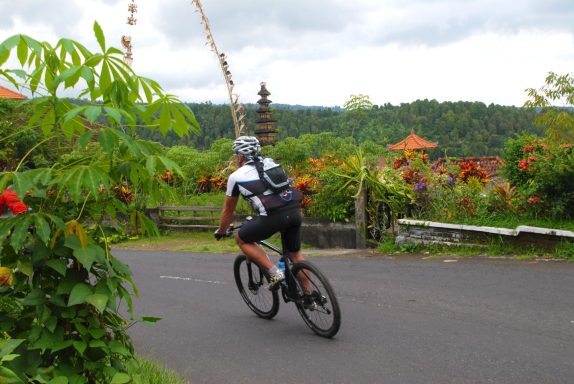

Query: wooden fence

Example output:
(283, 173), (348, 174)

(157, 206), (221, 230)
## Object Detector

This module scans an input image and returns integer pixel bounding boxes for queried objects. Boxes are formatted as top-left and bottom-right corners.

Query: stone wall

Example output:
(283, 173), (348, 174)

(146, 208), (358, 249)
(302, 218), (357, 249)
(396, 219), (574, 248)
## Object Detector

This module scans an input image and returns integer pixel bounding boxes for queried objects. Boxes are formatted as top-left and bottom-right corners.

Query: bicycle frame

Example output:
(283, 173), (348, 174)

(253, 239), (301, 303)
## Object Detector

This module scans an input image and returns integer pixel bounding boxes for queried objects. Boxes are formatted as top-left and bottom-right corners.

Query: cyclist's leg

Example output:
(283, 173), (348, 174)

(235, 232), (273, 270)
(236, 215), (280, 271)
(280, 209), (312, 292)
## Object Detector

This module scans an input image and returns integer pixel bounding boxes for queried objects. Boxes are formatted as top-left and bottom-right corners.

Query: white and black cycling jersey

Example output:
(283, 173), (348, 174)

(226, 162), (300, 216)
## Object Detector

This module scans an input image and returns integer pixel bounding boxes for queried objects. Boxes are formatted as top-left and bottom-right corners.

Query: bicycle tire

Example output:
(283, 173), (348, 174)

(291, 260), (341, 338)
(233, 254), (279, 319)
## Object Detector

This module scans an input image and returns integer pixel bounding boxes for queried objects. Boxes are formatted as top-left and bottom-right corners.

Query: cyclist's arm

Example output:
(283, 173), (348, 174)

(217, 195), (238, 233)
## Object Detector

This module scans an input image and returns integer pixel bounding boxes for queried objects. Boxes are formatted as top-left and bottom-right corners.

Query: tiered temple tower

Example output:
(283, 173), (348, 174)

(254, 82), (278, 146)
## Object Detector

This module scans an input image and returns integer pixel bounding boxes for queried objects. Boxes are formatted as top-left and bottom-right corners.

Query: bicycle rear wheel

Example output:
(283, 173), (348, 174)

(234, 254), (279, 319)
(291, 261), (341, 338)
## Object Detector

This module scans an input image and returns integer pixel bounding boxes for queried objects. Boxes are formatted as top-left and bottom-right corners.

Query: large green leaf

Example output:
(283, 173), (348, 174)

(0, 339), (24, 359)
(72, 246), (97, 271)
(33, 214), (52, 244)
(84, 106), (102, 123)
(85, 294), (108, 313)
(99, 128), (118, 153)
(68, 283), (92, 307)
(46, 260), (67, 276)
(56, 165), (110, 202)
(100, 61), (112, 93)
(0, 366), (24, 384)
(22, 288), (45, 306)
(104, 107), (122, 125)
(12, 172), (34, 199)
(48, 376), (68, 384)
(16, 36), (28, 66)
(10, 215), (31, 251)
(110, 373), (131, 384)
(93, 21), (106, 52)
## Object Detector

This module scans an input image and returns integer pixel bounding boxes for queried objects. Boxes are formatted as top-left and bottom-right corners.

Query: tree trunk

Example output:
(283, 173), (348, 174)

(354, 184), (367, 249)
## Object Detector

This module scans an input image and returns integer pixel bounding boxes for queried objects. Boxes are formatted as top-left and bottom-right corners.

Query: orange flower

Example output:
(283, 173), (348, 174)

(0, 267), (13, 286)
(528, 195), (541, 205)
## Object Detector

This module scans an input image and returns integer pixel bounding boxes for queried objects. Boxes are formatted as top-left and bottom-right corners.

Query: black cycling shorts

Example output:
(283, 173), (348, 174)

(238, 207), (302, 252)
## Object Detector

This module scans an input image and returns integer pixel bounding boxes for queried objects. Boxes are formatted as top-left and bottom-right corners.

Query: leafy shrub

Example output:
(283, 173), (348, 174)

(0, 24), (197, 382)
(502, 135), (574, 219)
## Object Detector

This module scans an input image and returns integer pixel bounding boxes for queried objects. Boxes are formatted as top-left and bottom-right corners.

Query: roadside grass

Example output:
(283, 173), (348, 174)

(377, 236), (574, 260)
(130, 356), (188, 384)
(436, 216), (574, 232)
(114, 230), (312, 253)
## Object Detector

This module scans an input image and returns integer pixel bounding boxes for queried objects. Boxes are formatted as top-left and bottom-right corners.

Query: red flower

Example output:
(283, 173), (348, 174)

(527, 195), (541, 205)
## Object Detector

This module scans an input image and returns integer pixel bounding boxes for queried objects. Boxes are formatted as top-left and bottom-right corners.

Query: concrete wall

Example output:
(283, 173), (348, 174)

(301, 217), (357, 249)
(146, 208), (359, 249)
(396, 219), (574, 248)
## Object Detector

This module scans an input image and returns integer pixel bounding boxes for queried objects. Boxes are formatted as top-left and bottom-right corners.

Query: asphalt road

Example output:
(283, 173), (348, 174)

(117, 250), (574, 384)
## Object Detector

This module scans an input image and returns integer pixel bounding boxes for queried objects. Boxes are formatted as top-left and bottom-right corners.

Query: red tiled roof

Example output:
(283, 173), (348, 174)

(388, 132), (437, 151)
(0, 85), (26, 99)
(432, 156), (505, 176)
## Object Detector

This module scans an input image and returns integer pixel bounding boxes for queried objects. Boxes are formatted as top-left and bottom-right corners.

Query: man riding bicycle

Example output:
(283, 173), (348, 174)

(214, 136), (304, 289)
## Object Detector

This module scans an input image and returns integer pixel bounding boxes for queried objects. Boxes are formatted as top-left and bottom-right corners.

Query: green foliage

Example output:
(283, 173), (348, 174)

(502, 135), (574, 219)
(165, 138), (232, 195)
(343, 94), (374, 139)
(525, 72), (574, 143)
(334, 150), (412, 233)
(264, 132), (356, 168)
(135, 100), (540, 158)
(0, 23), (197, 382)
(129, 357), (187, 384)
(307, 166), (354, 222)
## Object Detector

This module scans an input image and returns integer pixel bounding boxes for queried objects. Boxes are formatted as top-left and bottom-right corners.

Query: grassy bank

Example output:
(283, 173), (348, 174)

(130, 356), (188, 384)
(377, 236), (574, 260)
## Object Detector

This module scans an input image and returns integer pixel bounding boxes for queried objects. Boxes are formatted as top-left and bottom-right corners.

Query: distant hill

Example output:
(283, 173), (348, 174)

(136, 99), (544, 157)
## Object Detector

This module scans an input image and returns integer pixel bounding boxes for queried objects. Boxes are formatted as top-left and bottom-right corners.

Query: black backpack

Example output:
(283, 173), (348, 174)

(253, 157), (290, 193)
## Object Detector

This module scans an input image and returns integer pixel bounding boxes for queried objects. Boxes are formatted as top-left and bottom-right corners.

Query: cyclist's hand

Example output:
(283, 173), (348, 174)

(213, 229), (224, 241)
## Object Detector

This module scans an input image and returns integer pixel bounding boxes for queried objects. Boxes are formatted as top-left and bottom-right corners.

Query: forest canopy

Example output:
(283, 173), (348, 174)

(135, 99), (543, 157)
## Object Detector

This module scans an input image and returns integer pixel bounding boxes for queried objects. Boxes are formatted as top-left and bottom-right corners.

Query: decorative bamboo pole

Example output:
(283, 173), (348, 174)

(191, 0), (246, 137)
(121, 0), (137, 66)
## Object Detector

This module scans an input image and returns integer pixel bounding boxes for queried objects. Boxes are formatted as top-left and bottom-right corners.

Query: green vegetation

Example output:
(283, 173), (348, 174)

(129, 357), (187, 384)
(137, 99), (542, 157)
(0, 24), (197, 382)
(378, 237), (574, 260)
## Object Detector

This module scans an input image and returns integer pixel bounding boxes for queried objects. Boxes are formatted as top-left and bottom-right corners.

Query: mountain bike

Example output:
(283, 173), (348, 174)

(227, 221), (341, 338)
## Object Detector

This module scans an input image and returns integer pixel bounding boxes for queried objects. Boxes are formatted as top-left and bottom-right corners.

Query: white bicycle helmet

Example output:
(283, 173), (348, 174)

(233, 136), (261, 157)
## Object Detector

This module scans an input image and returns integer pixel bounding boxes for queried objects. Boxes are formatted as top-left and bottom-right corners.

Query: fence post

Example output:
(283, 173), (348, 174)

(355, 184), (367, 249)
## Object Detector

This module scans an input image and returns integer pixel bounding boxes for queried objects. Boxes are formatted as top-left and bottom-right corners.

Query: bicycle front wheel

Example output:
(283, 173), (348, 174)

(233, 254), (279, 319)
(291, 261), (341, 338)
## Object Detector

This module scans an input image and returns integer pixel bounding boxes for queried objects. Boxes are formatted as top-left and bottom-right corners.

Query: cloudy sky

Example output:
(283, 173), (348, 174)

(1, 0), (573, 107)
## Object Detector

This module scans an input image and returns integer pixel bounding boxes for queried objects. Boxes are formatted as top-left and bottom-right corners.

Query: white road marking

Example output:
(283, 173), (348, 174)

(160, 275), (227, 285)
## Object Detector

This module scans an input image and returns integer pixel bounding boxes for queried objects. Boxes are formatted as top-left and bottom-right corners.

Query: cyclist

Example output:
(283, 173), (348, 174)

(0, 187), (28, 218)
(214, 136), (304, 289)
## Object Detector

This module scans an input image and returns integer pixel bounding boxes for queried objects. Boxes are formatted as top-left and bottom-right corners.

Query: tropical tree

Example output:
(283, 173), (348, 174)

(0, 22), (199, 383)
(343, 94), (373, 139)
(525, 71), (574, 143)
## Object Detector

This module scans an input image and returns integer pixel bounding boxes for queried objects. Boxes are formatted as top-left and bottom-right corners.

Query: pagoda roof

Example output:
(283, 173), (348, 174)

(388, 131), (437, 151)
(257, 83), (270, 97)
(0, 85), (26, 99)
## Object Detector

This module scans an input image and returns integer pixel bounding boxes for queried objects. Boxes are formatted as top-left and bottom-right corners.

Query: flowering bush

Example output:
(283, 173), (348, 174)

(458, 160), (490, 184)
(503, 135), (574, 218)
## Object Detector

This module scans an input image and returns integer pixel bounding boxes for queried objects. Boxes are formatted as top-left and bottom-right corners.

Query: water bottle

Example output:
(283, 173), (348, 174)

(277, 259), (287, 286)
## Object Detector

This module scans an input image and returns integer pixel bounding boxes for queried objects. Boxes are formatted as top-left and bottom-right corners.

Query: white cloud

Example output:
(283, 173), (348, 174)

(0, 0), (573, 107)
